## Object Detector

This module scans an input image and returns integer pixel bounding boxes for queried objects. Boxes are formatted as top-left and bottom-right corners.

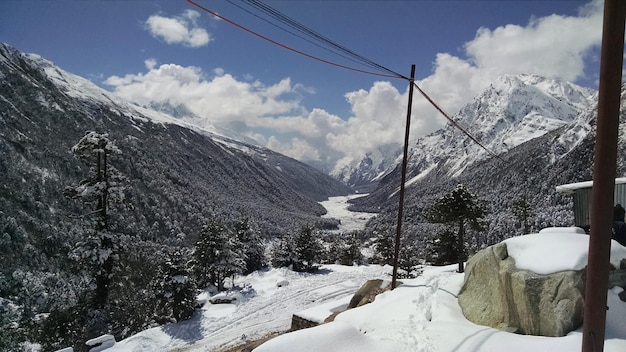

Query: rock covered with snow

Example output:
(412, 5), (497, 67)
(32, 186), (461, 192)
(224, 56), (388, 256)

(347, 279), (394, 309)
(85, 334), (116, 352)
(459, 241), (584, 336)
(459, 228), (626, 337)
(276, 278), (290, 288)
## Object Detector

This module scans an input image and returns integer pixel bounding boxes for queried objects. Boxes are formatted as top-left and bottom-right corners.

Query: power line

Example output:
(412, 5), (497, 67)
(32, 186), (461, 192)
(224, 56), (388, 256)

(186, 0), (402, 79)
(412, 82), (501, 160)
(186, 0), (501, 161)
(239, 0), (404, 78)
(224, 0), (373, 71)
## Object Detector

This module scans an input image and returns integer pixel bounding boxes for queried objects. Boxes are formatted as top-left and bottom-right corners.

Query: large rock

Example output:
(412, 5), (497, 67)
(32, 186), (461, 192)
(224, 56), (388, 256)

(347, 279), (395, 308)
(458, 242), (584, 337)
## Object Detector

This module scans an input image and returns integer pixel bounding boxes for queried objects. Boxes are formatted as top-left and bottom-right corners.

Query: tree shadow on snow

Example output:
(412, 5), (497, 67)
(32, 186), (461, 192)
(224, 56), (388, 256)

(314, 268), (334, 275)
(161, 311), (205, 345)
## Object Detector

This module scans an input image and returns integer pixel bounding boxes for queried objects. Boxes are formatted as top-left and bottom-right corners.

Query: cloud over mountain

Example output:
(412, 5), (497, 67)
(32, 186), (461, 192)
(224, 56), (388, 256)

(110, 1), (603, 173)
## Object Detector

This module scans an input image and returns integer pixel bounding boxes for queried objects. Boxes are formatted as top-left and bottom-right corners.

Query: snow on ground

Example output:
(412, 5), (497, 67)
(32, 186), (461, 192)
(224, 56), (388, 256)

(254, 229), (626, 352)
(107, 265), (391, 352)
(320, 194), (377, 233)
(104, 204), (626, 352)
(505, 227), (626, 274)
(105, 194), (382, 352)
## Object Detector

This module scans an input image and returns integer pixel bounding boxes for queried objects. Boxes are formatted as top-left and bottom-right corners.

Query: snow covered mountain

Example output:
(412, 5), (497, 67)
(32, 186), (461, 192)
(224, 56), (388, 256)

(330, 143), (402, 192)
(329, 74), (594, 189)
(400, 74), (592, 186)
(349, 75), (610, 249)
(0, 41), (351, 241)
(406, 74), (594, 180)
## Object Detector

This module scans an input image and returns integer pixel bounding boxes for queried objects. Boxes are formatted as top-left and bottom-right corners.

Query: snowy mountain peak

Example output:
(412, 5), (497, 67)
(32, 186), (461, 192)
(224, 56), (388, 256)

(331, 73), (595, 188)
(408, 74), (595, 179)
(330, 143), (402, 190)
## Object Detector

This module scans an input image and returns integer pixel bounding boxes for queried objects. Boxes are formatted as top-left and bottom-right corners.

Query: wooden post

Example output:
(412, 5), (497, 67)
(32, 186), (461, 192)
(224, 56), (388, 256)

(582, 1), (626, 351)
(392, 65), (416, 289)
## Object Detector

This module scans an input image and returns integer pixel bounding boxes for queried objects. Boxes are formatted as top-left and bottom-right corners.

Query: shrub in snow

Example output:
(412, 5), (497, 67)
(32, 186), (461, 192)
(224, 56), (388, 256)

(427, 227), (459, 266)
(270, 237), (297, 269)
(397, 244), (422, 279)
(326, 232), (364, 266)
(234, 217), (267, 275)
(371, 229), (394, 265)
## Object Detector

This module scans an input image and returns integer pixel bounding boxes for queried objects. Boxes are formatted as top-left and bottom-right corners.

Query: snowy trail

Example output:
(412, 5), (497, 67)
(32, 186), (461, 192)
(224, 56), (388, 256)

(185, 266), (390, 351)
(108, 265), (391, 352)
(108, 195), (386, 352)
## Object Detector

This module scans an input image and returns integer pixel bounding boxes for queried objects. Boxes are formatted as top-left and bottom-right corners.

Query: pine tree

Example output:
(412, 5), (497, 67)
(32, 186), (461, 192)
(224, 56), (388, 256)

(425, 184), (488, 273)
(153, 250), (197, 324)
(270, 236), (297, 269)
(398, 243), (421, 279)
(373, 229), (395, 265)
(293, 225), (324, 272)
(64, 131), (125, 310)
(193, 218), (245, 291)
(513, 194), (535, 235)
(234, 218), (266, 275)
(339, 232), (363, 266)
(428, 227), (459, 265)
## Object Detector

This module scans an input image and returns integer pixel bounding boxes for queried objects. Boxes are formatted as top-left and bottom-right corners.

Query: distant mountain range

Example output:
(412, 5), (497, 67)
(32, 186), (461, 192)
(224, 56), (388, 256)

(3, 41), (616, 249)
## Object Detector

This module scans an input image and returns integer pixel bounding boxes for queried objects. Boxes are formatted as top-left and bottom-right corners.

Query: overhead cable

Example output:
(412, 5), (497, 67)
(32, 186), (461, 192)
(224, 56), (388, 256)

(239, 0), (405, 78)
(186, 0), (402, 79)
(186, 0), (501, 160)
(412, 82), (501, 159)
(224, 0), (371, 70)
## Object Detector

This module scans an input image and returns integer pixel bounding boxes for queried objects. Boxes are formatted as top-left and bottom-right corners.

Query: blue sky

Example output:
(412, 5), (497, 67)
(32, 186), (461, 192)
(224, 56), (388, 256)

(1, 0), (603, 169)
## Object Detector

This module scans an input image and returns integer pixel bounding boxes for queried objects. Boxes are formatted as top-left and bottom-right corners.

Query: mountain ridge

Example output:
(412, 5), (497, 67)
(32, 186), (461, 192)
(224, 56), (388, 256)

(0, 41), (352, 245)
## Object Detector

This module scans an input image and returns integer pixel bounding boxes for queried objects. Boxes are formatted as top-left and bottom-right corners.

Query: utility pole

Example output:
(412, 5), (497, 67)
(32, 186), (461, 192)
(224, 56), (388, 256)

(582, 1), (626, 351)
(392, 65), (416, 289)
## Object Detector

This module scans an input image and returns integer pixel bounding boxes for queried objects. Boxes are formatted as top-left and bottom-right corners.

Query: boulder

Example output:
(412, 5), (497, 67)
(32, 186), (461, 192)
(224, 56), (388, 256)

(347, 279), (395, 309)
(458, 242), (584, 337)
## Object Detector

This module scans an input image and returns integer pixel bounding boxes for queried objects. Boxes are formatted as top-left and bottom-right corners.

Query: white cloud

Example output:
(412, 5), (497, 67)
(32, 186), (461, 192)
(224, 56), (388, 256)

(110, 1), (603, 173)
(144, 58), (157, 70)
(464, 6), (603, 82)
(145, 10), (212, 47)
(267, 136), (321, 161)
(105, 63), (301, 123)
(324, 0), (603, 162)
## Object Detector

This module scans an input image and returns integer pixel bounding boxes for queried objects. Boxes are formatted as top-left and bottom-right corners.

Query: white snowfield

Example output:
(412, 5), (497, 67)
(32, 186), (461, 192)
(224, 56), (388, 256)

(255, 231), (626, 352)
(106, 265), (392, 352)
(320, 194), (377, 233)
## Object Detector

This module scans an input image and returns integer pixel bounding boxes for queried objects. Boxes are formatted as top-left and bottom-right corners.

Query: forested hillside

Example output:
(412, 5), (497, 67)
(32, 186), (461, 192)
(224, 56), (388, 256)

(0, 43), (350, 350)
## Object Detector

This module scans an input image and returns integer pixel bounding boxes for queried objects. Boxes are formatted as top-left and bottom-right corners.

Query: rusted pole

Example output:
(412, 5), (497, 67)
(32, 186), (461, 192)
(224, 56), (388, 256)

(392, 65), (416, 289)
(582, 1), (626, 352)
